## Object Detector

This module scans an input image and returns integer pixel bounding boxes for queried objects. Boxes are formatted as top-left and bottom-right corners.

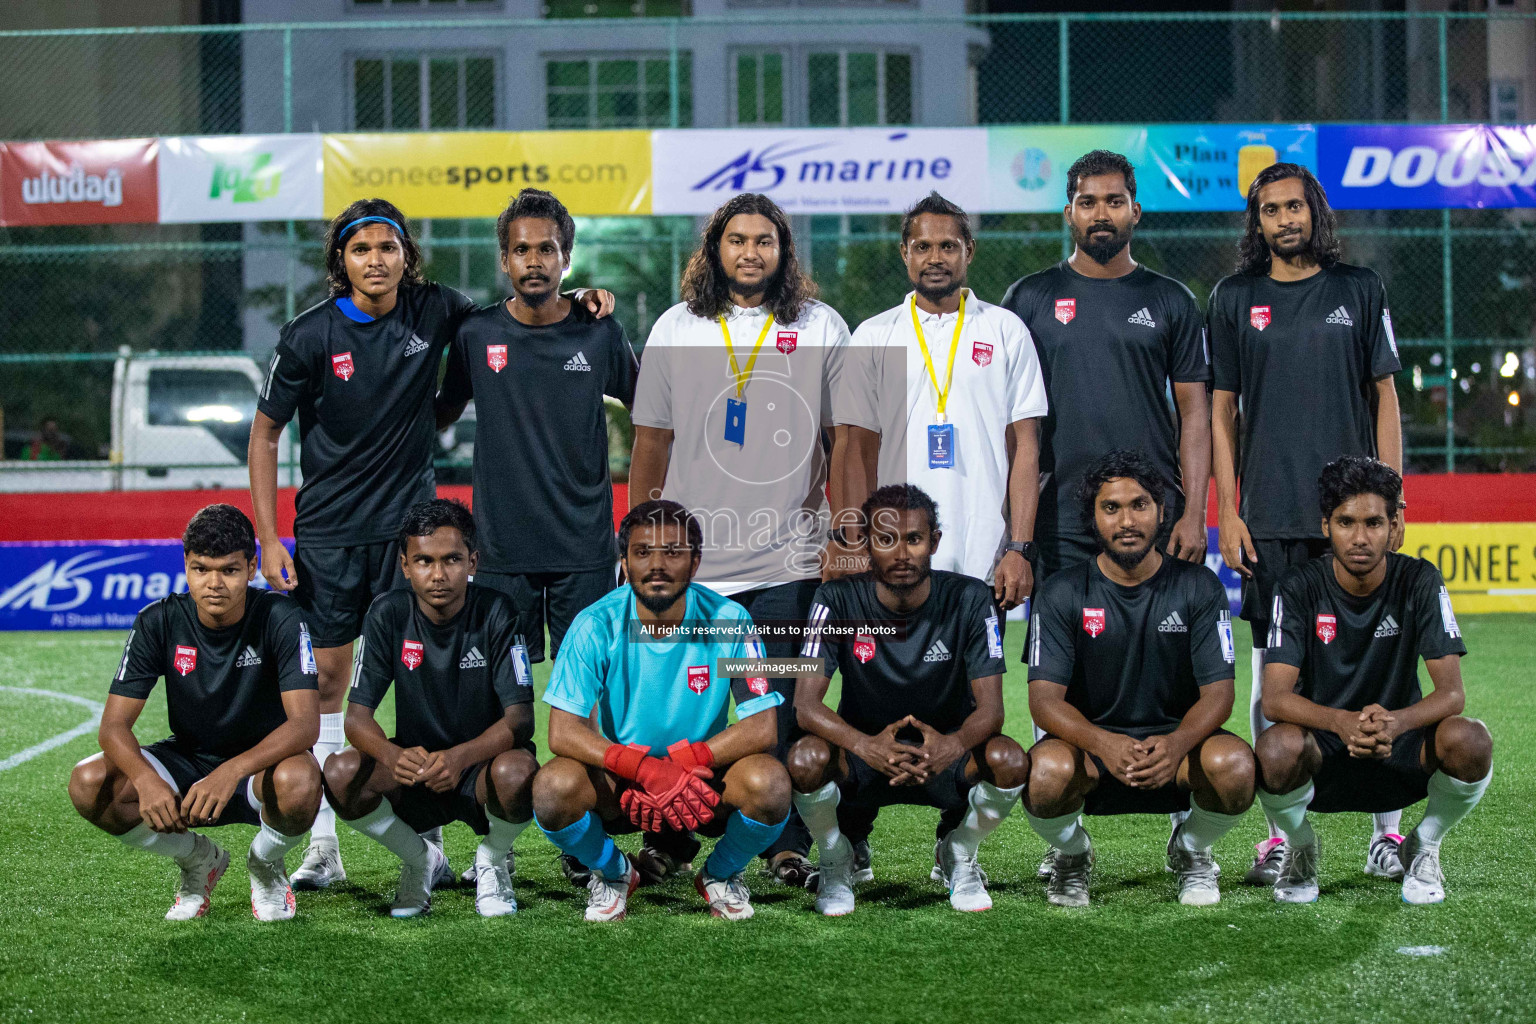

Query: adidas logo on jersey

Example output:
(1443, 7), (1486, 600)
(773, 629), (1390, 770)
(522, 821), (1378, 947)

(403, 333), (430, 356)
(235, 645), (262, 668)
(459, 646), (487, 669)
(1127, 307), (1156, 327)
(1158, 611), (1188, 633)
(1374, 615), (1401, 639)
(1325, 306), (1354, 326)
(923, 639), (952, 663)
(564, 351), (592, 372)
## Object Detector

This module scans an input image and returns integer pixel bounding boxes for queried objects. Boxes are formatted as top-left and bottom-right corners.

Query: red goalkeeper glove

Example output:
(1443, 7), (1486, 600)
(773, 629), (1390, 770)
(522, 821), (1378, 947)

(665, 739), (715, 771)
(604, 743), (719, 830)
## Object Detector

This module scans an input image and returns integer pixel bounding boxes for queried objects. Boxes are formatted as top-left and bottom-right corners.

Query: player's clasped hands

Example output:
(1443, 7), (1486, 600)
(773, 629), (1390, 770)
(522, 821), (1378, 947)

(1123, 735), (1185, 790)
(854, 720), (929, 786)
(1345, 705), (1397, 760)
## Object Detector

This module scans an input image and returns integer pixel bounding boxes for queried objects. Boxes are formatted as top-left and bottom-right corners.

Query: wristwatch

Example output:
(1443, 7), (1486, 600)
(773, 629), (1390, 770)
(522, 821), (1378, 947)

(1004, 540), (1037, 560)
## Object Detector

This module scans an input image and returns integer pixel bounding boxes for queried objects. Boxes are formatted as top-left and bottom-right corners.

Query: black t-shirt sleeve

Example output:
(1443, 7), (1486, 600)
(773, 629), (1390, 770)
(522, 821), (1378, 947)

(348, 600), (397, 710)
(1263, 570), (1310, 668)
(1208, 280), (1241, 394)
(488, 599), (536, 708)
(1189, 570), (1237, 685)
(256, 322), (315, 426)
(606, 322), (640, 406)
(1168, 284), (1212, 384)
(440, 331), (474, 408)
(442, 285), (479, 327)
(1360, 270), (1403, 380)
(799, 586), (840, 678)
(963, 587), (1006, 681)
(1411, 563), (1468, 661)
(999, 276), (1033, 324)
(1026, 580), (1077, 683)
(267, 601), (320, 692)
(109, 603), (167, 699)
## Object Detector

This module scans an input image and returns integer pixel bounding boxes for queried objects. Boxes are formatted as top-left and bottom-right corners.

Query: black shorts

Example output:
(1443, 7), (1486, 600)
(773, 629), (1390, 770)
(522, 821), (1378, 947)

(473, 566), (617, 664)
(834, 749), (972, 843)
(1075, 728), (1238, 816)
(389, 761), (492, 836)
(1308, 726), (1429, 813)
(141, 739), (263, 827)
(1037, 531), (1098, 584)
(292, 540), (407, 648)
(1240, 537), (1330, 638)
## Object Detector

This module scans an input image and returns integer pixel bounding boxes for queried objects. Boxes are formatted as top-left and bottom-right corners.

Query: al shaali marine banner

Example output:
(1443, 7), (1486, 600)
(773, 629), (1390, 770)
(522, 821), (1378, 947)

(158, 135), (323, 223)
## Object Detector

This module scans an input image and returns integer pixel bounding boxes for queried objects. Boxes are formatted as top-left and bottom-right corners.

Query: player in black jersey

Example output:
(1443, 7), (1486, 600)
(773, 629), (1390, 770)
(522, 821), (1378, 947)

(68, 505), (321, 923)
(249, 198), (612, 888)
(1254, 458), (1491, 906)
(1025, 451), (1254, 907)
(790, 484), (1027, 915)
(1206, 164), (1408, 883)
(323, 500), (537, 918)
(1001, 150), (1211, 581)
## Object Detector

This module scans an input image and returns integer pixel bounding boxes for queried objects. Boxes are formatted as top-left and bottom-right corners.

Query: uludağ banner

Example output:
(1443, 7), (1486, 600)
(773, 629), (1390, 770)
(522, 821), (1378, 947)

(0, 138), (159, 226)
(157, 134), (323, 223)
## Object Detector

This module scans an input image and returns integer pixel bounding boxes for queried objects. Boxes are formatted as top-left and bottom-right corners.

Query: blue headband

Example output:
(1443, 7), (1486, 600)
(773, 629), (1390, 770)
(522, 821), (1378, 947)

(339, 215), (404, 241)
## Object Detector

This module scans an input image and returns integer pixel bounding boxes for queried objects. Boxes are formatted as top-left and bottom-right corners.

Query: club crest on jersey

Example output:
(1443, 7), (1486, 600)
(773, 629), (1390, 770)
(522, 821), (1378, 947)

(401, 639), (424, 670)
(748, 677), (770, 697)
(1082, 608), (1106, 638)
(173, 645), (197, 676)
(853, 632), (876, 664)
(687, 665), (710, 694)
(1054, 298), (1076, 324)
(331, 352), (355, 381)
(972, 340), (993, 367)
(776, 330), (798, 355)
(1249, 306), (1271, 331)
(487, 344), (508, 373)
(1315, 614), (1338, 645)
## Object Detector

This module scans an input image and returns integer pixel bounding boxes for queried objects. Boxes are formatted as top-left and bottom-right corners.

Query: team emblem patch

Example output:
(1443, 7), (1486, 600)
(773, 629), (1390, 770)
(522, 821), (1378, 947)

(776, 330), (798, 355)
(1316, 614), (1338, 645)
(748, 677), (770, 697)
(487, 344), (508, 373)
(1082, 608), (1106, 638)
(972, 340), (993, 367)
(1249, 306), (1271, 331)
(687, 665), (710, 694)
(173, 645), (197, 676)
(331, 352), (354, 380)
(1054, 298), (1076, 324)
(401, 639), (424, 670)
(853, 632), (876, 664)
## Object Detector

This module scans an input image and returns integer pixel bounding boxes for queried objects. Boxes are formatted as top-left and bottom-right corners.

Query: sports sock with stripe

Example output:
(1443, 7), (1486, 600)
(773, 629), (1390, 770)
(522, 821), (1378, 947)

(704, 810), (786, 879)
(119, 821), (197, 861)
(538, 812), (626, 878)
(344, 801), (428, 870)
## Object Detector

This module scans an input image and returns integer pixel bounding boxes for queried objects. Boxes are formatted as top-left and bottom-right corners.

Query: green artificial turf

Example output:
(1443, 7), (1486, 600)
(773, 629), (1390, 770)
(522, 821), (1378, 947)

(0, 617), (1532, 1024)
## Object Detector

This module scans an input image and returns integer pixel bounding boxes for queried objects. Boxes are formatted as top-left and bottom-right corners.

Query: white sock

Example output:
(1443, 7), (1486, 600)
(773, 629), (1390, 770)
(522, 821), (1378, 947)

(948, 781), (1023, 857)
(119, 821), (197, 861)
(250, 819), (305, 865)
(1250, 646), (1286, 842)
(1371, 810), (1402, 840)
(1026, 808), (1090, 856)
(1256, 782), (1315, 848)
(420, 826), (444, 848)
(792, 781), (845, 858)
(1176, 801), (1246, 853)
(311, 713), (345, 841)
(1415, 769), (1491, 849)
(344, 801), (428, 870)
(478, 810), (531, 864)
(1169, 809), (1189, 831)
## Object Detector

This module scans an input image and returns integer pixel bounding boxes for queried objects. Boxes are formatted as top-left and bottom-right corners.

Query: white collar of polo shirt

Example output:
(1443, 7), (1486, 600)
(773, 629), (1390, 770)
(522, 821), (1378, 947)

(727, 303), (772, 320)
(910, 288), (971, 327)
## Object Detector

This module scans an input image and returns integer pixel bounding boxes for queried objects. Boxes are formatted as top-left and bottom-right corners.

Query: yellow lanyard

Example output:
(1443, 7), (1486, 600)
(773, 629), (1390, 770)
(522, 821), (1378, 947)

(909, 290), (966, 422)
(718, 312), (776, 400)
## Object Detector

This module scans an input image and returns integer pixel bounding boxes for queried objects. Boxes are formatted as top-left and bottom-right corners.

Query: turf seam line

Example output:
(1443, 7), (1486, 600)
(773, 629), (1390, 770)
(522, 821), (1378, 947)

(0, 686), (104, 772)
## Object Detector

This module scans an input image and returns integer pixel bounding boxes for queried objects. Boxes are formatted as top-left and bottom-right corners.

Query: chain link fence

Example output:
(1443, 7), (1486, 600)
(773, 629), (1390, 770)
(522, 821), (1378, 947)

(1, 11), (1532, 477)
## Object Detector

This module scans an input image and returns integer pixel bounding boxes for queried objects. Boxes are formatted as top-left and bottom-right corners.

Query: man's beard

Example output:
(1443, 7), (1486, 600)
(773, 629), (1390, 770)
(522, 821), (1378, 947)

(1073, 221), (1132, 265)
(1095, 528), (1155, 572)
(914, 274), (963, 306)
(1266, 230), (1311, 260)
(635, 576), (687, 616)
(517, 275), (554, 306)
(877, 560), (932, 596)
(727, 267), (780, 303)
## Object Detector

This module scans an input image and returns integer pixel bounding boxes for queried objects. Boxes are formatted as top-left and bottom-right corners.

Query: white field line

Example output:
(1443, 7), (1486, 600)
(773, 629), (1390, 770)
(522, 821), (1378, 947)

(0, 686), (104, 772)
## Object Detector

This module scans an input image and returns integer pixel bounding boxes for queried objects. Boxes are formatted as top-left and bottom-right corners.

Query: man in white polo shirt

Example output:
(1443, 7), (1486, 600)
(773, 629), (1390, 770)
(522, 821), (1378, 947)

(627, 191), (863, 887)
(839, 191), (1048, 609)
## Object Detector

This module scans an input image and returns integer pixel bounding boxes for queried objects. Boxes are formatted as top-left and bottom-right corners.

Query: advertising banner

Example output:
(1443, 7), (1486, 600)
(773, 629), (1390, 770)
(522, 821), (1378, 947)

(651, 128), (989, 214)
(322, 131), (652, 217)
(158, 134), (322, 223)
(1403, 523), (1536, 613)
(986, 124), (1316, 212)
(1319, 124), (1536, 210)
(0, 138), (158, 226)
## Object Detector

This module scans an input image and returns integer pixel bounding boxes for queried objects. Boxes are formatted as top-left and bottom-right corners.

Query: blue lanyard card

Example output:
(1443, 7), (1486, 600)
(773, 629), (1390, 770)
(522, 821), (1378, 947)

(725, 397), (747, 446)
(928, 422), (955, 469)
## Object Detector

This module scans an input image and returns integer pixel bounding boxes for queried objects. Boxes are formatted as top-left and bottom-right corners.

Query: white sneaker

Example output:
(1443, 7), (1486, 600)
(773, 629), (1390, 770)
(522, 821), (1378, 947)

(461, 849), (515, 885)
(473, 849), (517, 917)
(290, 837), (345, 891)
(695, 867), (755, 921)
(814, 838), (856, 917)
(1400, 831), (1446, 905)
(938, 836), (991, 912)
(165, 833), (229, 921)
(1273, 836), (1321, 903)
(585, 859), (641, 923)
(1365, 833), (1405, 881)
(1047, 841), (1093, 908)
(1167, 827), (1221, 906)
(390, 842), (448, 919)
(248, 848), (296, 922)
(1036, 847), (1057, 879)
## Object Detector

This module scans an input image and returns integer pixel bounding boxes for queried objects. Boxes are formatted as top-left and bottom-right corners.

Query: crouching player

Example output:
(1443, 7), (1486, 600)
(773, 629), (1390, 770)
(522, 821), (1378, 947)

(323, 499), (537, 918)
(1025, 450), (1255, 907)
(532, 500), (791, 922)
(791, 484), (1026, 915)
(69, 504), (321, 922)
(1256, 457), (1491, 905)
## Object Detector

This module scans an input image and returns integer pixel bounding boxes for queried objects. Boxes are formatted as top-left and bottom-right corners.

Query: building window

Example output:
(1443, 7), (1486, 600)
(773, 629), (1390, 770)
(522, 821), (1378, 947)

(353, 55), (497, 129)
(1491, 79), (1522, 123)
(546, 55), (693, 128)
(734, 51), (786, 125)
(353, 0), (499, 7)
(806, 50), (912, 126)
